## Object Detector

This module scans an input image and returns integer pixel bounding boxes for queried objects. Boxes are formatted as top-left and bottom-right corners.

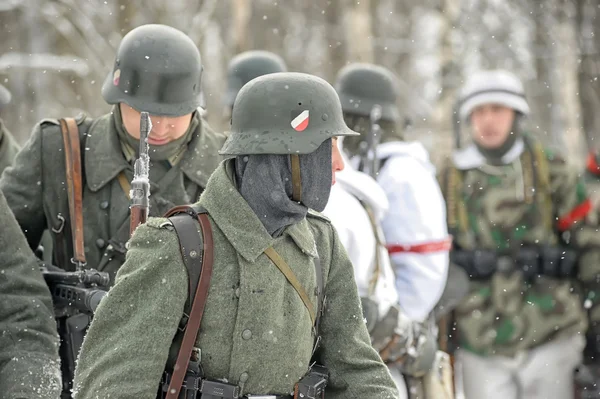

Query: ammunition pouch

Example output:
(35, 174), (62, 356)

(516, 245), (578, 280)
(451, 249), (496, 280)
(159, 363), (240, 399)
(158, 364), (327, 399)
(452, 245), (578, 281)
(293, 365), (328, 399)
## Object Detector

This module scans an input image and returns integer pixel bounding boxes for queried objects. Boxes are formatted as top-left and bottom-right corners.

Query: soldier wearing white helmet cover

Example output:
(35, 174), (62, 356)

(442, 69), (600, 399)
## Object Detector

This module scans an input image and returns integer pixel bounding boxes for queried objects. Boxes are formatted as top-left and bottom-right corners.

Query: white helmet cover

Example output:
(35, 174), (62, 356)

(458, 69), (530, 121)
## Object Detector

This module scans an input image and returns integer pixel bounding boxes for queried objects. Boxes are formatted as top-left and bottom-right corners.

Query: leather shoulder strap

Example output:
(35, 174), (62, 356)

(163, 205), (213, 399)
(264, 246), (316, 325)
(59, 118), (86, 267)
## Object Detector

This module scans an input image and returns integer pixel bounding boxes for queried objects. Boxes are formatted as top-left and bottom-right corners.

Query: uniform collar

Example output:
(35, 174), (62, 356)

(199, 160), (317, 262)
(85, 112), (223, 192)
(452, 137), (524, 170)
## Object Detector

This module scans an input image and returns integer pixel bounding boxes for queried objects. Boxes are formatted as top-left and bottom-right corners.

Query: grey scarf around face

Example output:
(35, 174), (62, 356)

(234, 139), (333, 237)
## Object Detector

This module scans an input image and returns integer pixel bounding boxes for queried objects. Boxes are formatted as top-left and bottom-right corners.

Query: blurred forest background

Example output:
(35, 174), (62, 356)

(0, 0), (599, 166)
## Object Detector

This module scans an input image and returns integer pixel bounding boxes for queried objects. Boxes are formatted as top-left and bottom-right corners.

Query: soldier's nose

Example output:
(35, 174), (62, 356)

(150, 118), (169, 135)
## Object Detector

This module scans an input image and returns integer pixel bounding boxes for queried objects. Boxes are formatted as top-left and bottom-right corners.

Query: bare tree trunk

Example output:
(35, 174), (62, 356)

(531, 3), (558, 147)
(554, 3), (584, 160)
(233, 0), (251, 54)
(346, 0), (374, 63)
(576, 0), (600, 152)
(433, 0), (461, 154)
(324, 0), (346, 80)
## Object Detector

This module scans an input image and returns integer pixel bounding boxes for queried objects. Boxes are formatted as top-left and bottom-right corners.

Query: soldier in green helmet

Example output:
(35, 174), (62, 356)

(73, 72), (400, 398)
(224, 50), (287, 113)
(0, 24), (225, 281)
(0, 24), (226, 398)
(0, 83), (21, 173)
(335, 63), (455, 399)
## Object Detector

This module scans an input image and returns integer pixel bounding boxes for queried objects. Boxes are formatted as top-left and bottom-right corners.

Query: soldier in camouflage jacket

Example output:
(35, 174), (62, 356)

(441, 69), (600, 399)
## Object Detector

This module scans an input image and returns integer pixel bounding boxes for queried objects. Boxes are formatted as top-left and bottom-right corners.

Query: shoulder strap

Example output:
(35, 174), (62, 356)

(163, 204), (214, 399)
(264, 241), (326, 354)
(59, 118), (86, 267)
(443, 162), (460, 235)
(360, 200), (384, 297)
(531, 141), (555, 231)
(264, 247), (316, 324)
(314, 253), (324, 342)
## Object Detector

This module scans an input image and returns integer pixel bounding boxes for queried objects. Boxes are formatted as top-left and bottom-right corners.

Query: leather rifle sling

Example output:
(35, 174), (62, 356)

(59, 118), (86, 266)
(166, 213), (214, 399)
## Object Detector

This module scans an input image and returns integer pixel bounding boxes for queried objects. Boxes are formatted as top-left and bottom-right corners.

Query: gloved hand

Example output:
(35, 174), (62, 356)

(371, 305), (438, 377)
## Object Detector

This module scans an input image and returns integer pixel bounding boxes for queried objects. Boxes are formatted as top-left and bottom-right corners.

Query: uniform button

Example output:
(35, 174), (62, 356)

(239, 372), (249, 383)
(242, 329), (252, 340)
(235, 287), (240, 298)
(100, 201), (109, 210)
(96, 238), (106, 248)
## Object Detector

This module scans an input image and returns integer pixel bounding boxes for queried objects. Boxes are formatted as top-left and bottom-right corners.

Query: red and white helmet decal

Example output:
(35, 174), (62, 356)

(291, 110), (310, 132)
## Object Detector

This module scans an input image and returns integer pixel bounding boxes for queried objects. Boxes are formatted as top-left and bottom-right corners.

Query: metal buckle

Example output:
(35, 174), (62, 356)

(178, 312), (190, 332)
(70, 258), (87, 271)
(191, 347), (201, 362)
(51, 213), (66, 233)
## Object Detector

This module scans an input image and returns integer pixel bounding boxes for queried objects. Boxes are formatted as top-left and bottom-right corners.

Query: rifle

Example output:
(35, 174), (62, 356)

(359, 104), (383, 178)
(39, 117), (113, 398)
(43, 264), (109, 314)
(130, 112), (151, 235)
(41, 262), (110, 399)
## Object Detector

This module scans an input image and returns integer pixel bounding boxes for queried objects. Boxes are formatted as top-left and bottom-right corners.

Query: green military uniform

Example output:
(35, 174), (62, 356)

(0, 189), (61, 398)
(73, 72), (399, 398)
(73, 161), (398, 398)
(0, 119), (20, 173)
(0, 25), (225, 280)
(0, 111), (224, 279)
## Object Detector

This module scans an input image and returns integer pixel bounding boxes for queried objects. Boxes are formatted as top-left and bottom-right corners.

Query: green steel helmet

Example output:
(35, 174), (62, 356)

(0, 84), (11, 107)
(225, 50), (287, 108)
(220, 72), (358, 156)
(102, 24), (203, 117)
(335, 63), (400, 122)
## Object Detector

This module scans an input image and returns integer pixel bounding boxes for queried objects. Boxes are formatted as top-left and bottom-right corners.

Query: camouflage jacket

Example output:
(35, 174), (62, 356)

(584, 152), (600, 209)
(0, 111), (225, 281)
(0, 118), (20, 174)
(441, 136), (600, 357)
